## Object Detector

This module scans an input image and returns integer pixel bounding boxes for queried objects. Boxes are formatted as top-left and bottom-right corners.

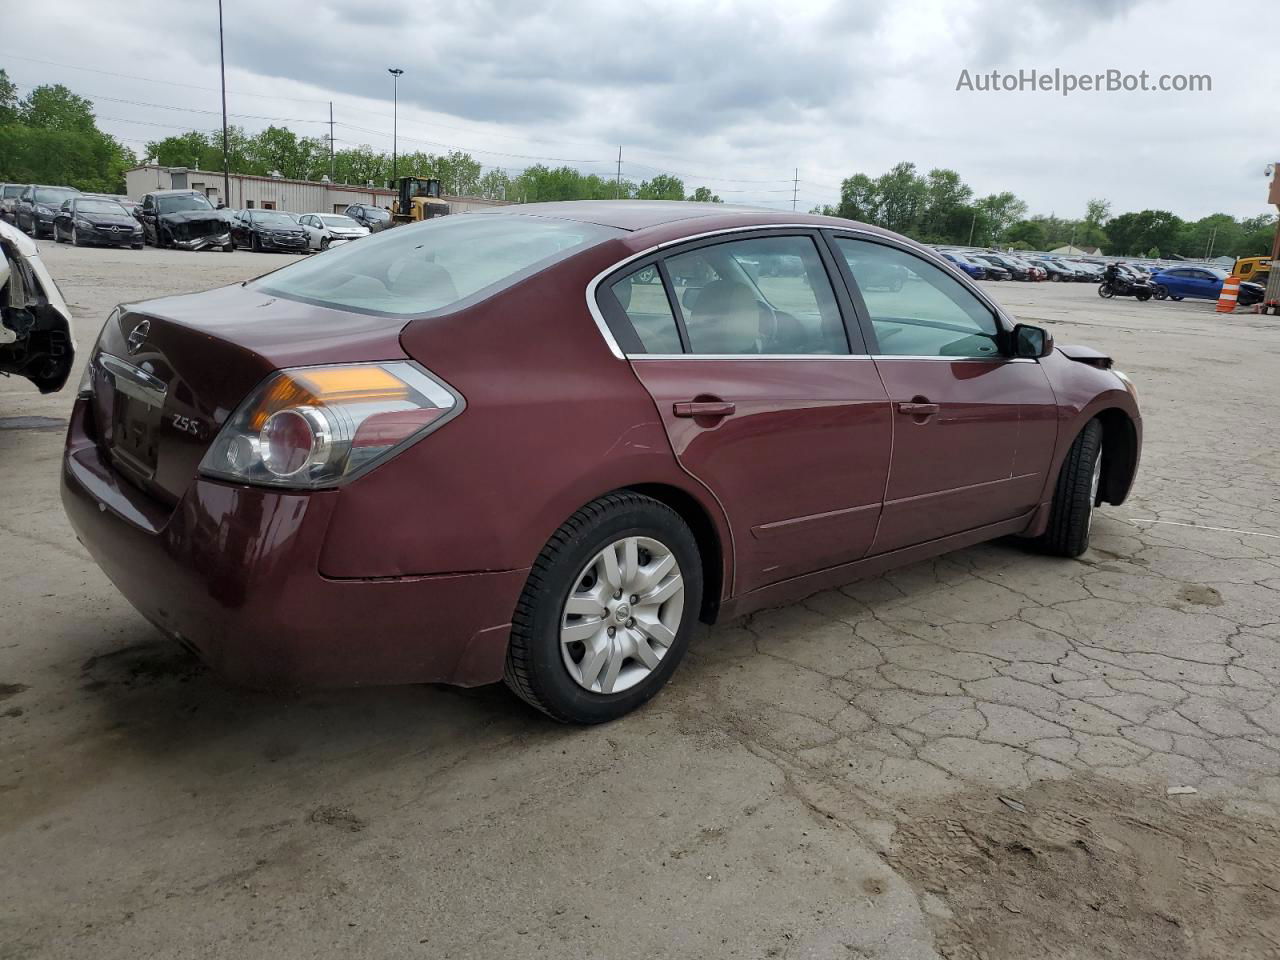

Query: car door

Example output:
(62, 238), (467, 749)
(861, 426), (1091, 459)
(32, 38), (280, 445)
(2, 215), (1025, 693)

(1190, 270), (1220, 300)
(600, 230), (893, 596)
(828, 233), (1059, 554)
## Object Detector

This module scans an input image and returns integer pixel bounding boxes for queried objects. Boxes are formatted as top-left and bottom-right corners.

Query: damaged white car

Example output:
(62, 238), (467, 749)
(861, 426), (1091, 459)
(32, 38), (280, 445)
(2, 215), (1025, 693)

(1, 219), (75, 393)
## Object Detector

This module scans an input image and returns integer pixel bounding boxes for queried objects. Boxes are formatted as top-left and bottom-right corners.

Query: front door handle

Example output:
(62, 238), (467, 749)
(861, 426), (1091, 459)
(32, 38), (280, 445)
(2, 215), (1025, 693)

(674, 400), (736, 419)
(896, 401), (940, 416)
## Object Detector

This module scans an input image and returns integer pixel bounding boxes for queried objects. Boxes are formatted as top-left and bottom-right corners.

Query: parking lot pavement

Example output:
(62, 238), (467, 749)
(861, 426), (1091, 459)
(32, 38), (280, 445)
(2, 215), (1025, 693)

(3, 247), (1280, 958)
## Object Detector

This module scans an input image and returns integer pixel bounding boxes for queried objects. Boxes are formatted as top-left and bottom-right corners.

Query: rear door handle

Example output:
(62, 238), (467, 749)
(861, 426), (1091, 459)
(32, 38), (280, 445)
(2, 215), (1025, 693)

(674, 400), (736, 419)
(896, 401), (940, 416)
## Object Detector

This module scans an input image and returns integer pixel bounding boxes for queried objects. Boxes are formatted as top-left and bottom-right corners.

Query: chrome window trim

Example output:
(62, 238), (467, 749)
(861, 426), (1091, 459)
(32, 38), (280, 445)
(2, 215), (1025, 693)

(584, 222), (1024, 361)
(629, 354), (1036, 363)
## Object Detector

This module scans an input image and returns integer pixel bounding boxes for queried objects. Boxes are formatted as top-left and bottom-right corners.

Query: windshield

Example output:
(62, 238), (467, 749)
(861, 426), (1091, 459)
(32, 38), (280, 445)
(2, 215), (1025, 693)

(253, 212), (296, 226)
(321, 215), (360, 228)
(365, 207), (391, 221)
(78, 199), (129, 216)
(157, 194), (214, 214)
(35, 187), (78, 205)
(2, 185), (22, 199)
(255, 214), (621, 316)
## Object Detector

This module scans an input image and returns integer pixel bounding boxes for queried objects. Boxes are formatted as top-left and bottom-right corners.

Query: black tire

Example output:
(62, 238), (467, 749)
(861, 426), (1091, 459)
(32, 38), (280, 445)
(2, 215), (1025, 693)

(1154, 285), (1168, 300)
(1136, 291), (1151, 302)
(54, 226), (65, 243)
(1171, 295), (1183, 301)
(251, 233), (261, 252)
(223, 242), (235, 252)
(320, 236), (330, 251)
(71, 226), (83, 247)
(1038, 419), (1103, 558)
(132, 243), (143, 250)
(504, 492), (703, 724)
(1098, 283), (1114, 299)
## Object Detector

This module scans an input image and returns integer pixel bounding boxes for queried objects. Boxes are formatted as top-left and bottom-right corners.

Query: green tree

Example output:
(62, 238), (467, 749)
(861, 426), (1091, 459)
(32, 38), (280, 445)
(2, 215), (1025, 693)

(975, 192), (1028, 244)
(917, 168), (972, 242)
(1005, 218), (1046, 250)
(1106, 210), (1183, 256)
(636, 174), (685, 200)
(0, 68), (18, 125)
(833, 173), (877, 222)
(874, 162), (928, 235)
(20, 83), (96, 132)
(687, 186), (722, 203)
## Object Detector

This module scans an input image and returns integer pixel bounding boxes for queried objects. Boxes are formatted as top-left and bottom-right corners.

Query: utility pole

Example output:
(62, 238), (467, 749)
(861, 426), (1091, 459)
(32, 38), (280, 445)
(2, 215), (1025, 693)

(388, 68), (404, 182)
(968, 210), (977, 247)
(328, 101), (335, 182)
(792, 168), (799, 211)
(615, 146), (622, 199)
(1205, 225), (1218, 260)
(217, 0), (230, 206)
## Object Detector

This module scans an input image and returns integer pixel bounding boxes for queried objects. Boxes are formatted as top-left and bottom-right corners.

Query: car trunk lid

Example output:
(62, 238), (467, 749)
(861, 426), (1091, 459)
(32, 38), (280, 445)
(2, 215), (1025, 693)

(88, 282), (408, 506)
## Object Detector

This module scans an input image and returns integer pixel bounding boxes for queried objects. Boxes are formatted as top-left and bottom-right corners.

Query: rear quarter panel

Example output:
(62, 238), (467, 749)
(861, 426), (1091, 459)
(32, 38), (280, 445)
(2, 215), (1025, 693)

(317, 240), (735, 594)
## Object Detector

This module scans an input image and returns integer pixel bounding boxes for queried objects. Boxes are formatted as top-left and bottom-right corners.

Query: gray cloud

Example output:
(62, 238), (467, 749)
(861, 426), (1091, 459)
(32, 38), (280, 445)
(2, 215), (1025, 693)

(1, 0), (1273, 218)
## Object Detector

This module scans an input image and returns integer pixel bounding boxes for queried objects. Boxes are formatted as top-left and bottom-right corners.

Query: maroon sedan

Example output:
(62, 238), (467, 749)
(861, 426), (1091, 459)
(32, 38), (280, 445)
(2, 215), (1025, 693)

(62, 203), (1141, 723)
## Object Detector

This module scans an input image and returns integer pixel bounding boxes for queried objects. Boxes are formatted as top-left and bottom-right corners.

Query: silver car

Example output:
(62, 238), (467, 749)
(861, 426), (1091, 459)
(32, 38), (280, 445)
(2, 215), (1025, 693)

(297, 213), (371, 251)
(0, 183), (24, 222)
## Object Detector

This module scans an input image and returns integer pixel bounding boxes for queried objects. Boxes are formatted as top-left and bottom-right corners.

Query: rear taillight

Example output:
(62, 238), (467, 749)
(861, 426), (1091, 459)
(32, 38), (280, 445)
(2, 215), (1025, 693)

(199, 361), (462, 489)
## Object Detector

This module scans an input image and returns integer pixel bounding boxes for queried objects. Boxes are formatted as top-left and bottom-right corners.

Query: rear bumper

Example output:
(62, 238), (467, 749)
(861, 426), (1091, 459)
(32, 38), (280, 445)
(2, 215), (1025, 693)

(60, 399), (526, 689)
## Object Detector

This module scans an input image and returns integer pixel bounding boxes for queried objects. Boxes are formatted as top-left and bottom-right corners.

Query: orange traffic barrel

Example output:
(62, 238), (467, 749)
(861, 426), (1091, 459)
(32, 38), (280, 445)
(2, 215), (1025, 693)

(1217, 275), (1240, 313)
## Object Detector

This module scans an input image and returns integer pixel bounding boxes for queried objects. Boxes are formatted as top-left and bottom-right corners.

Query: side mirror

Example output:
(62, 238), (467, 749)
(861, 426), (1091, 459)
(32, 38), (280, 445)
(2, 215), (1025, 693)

(1012, 323), (1053, 359)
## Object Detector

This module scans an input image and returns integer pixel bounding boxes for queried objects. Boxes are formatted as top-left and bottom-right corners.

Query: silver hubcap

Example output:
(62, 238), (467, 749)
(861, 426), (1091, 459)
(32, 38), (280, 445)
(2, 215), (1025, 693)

(1086, 452), (1102, 533)
(560, 536), (685, 695)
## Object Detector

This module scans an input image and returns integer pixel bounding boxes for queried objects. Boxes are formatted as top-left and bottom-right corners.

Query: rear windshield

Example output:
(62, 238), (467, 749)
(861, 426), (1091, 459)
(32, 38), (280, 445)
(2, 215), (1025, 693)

(255, 214), (621, 316)
(2, 185), (22, 199)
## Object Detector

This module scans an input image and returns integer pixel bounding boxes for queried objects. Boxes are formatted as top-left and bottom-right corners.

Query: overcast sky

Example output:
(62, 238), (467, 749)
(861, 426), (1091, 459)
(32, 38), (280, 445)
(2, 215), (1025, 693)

(4, 0), (1276, 218)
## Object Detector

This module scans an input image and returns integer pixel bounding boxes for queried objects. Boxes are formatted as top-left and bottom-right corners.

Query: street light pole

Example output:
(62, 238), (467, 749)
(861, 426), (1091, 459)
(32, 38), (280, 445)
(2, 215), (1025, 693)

(388, 68), (403, 183)
(218, 0), (230, 206)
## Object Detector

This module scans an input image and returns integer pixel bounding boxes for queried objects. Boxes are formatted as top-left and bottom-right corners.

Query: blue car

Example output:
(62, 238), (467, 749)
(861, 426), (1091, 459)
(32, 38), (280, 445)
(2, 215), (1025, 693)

(940, 251), (986, 280)
(1151, 266), (1265, 306)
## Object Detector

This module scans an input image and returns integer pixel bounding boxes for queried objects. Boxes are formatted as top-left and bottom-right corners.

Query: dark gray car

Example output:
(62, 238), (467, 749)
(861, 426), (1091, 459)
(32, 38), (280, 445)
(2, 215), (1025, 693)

(15, 185), (81, 238)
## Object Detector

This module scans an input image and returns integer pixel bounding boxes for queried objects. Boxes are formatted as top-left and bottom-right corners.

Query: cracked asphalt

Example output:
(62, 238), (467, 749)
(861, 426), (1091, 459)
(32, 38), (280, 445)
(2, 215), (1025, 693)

(2, 245), (1278, 959)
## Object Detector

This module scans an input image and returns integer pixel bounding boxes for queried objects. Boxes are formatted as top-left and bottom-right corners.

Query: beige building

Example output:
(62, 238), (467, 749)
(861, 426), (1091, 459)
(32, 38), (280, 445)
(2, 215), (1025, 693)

(124, 166), (509, 216)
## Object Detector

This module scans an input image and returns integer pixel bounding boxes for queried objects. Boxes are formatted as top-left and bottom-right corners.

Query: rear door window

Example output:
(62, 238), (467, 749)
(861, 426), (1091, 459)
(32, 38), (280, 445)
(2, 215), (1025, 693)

(664, 235), (848, 355)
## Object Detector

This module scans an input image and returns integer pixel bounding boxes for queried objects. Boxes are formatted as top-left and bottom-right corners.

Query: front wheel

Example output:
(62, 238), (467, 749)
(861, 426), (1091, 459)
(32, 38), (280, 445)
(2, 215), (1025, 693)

(1038, 420), (1103, 558)
(1154, 285), (1168, 300)
(1170, 295), (1184, 301)
(1136, 290), (1151, 302)
(320, 236), (330, 251)
(71, 226), (83, 247)
(504, 492), (702, 724)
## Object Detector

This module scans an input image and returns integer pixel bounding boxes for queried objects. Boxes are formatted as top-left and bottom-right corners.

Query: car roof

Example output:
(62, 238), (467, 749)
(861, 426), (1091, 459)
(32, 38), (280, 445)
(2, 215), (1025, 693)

(147, 189), (204, 197)
(470, 200), (871, 234)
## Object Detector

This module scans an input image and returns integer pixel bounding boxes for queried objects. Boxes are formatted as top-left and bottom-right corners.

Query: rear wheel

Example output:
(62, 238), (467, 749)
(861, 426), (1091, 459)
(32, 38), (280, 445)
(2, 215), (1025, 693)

(1171, 295), (1183, 301)
(1098, 283), (1114, 298)
(504, 492), (702, 724)
(1038, 419), (1103, 558)
(320, 236), (330, 251)
(1154, 284), (1168, 300)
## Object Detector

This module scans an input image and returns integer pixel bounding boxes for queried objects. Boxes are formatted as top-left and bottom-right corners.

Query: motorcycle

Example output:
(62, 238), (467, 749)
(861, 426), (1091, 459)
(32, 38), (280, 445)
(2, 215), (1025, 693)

(1098, 266), (1154, 301)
